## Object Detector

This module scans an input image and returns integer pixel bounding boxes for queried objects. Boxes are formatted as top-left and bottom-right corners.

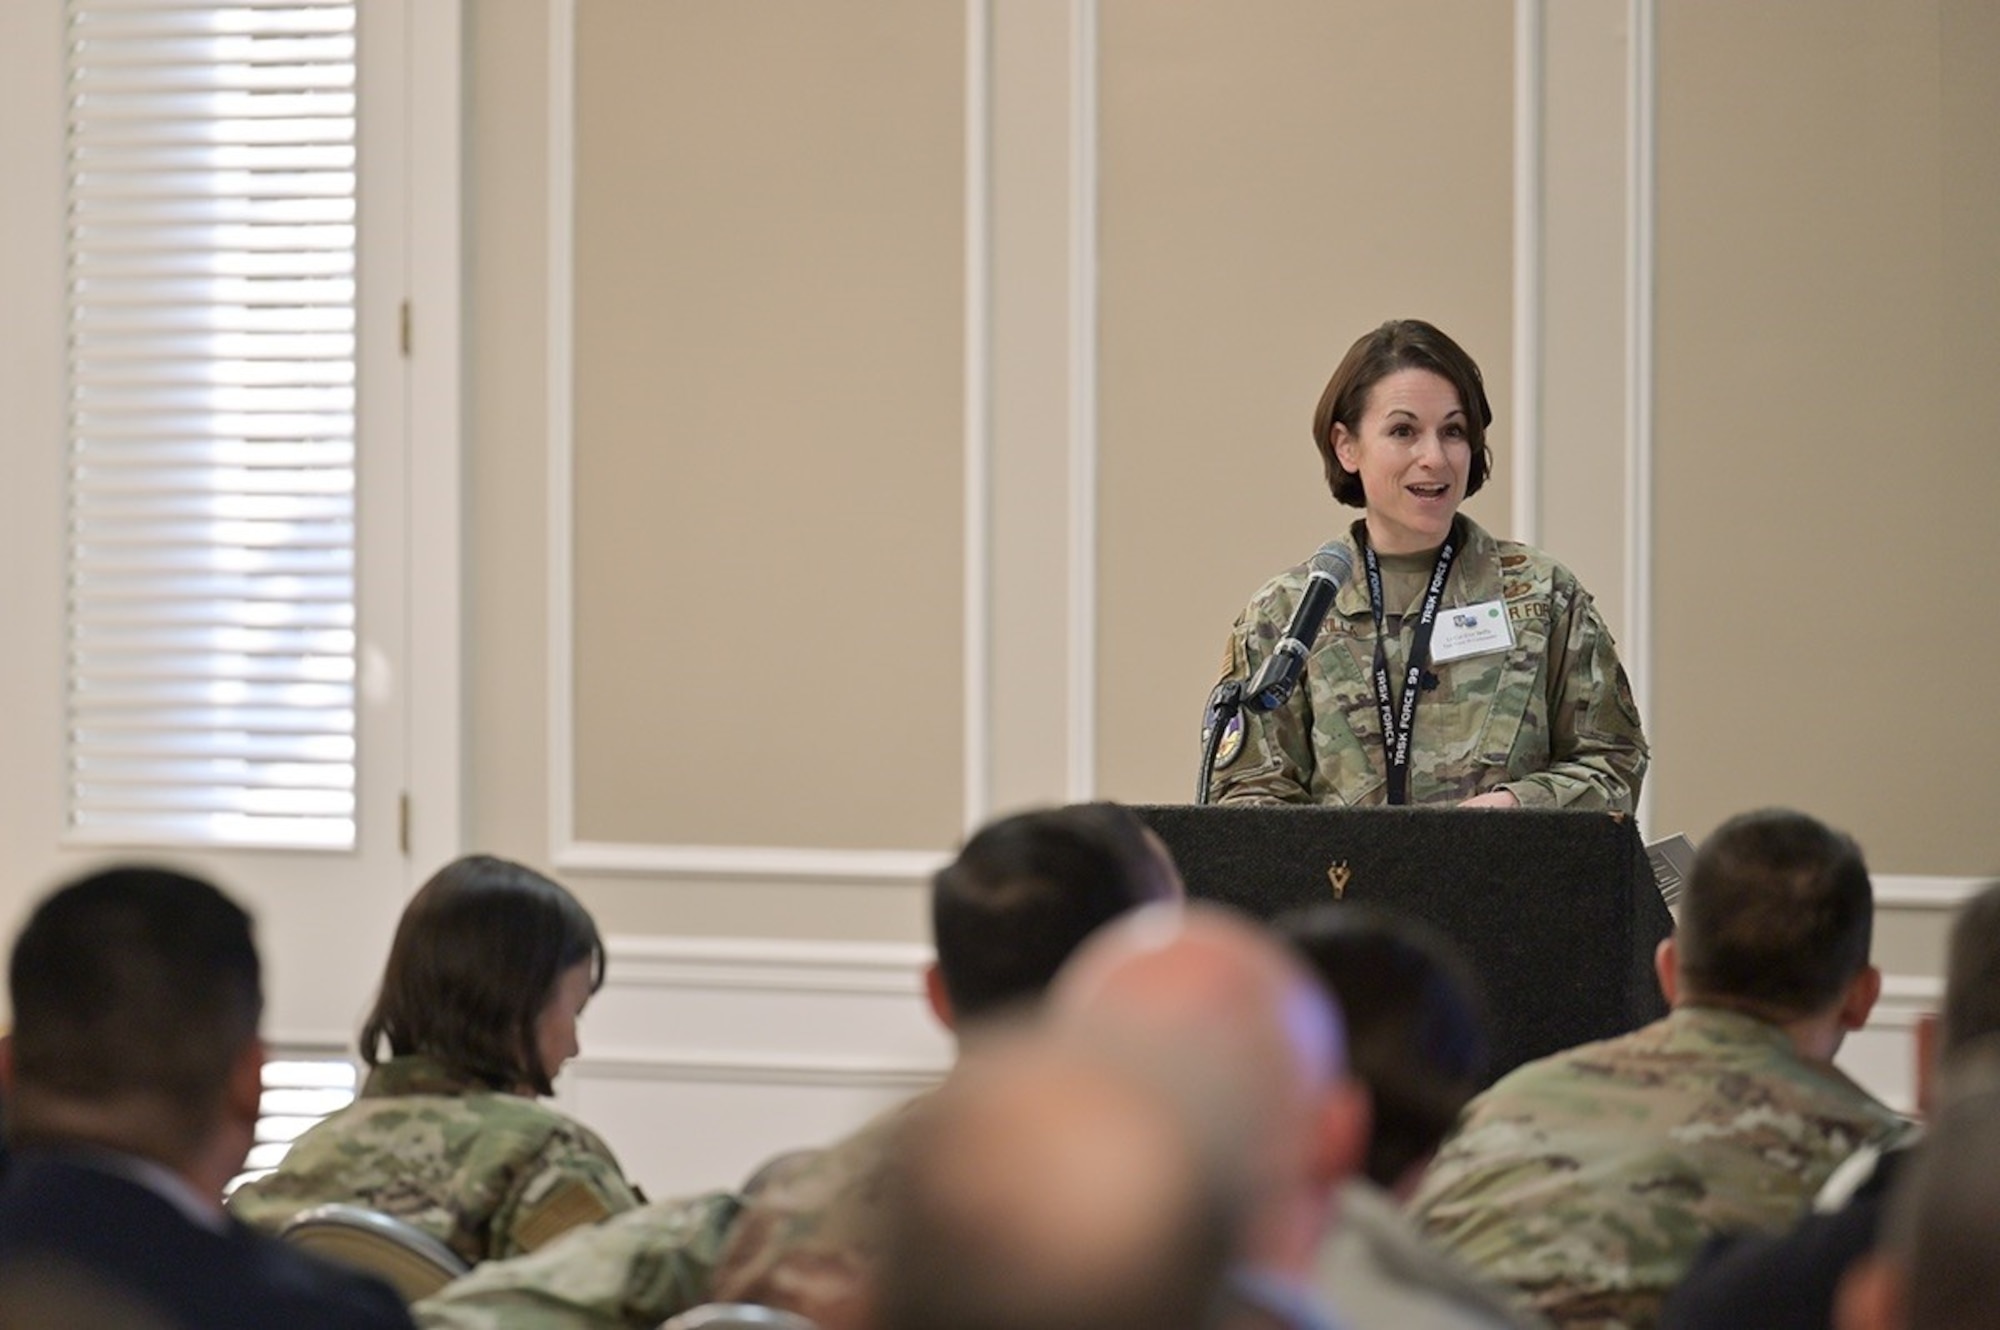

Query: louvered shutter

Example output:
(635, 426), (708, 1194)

(64, 0), (361, 850)
(232, 1053), (361, 1191)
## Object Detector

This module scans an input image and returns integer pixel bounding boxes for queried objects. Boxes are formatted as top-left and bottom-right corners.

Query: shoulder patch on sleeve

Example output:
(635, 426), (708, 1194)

(514, 1181), (615, 1252)
(1210, 712), (1245, 770)
(1614, 663), (1642, 726)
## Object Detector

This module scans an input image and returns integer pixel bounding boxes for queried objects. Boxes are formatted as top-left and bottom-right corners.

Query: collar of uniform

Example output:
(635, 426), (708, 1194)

(1329, 514), (1505, 619)
(361, 1052), (511, 1100)
(1661, 1003), (1798, 1053)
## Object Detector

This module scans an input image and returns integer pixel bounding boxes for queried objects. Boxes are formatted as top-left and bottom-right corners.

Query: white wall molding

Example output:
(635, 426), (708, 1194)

(556, 841), (949, 883)
(1875, 876), (1993, 911)
(404, 0), (466, 870)
(1065, 0), (1100, 802)
(1624, 0), (1658, 834)
(963, 0), (995, 828)
(1872, 973), (1946, 1020)
(566, 932), (950, 1194)
(545, 0), (580, 872)
(544, 0), (992, 880)
(568, 1053), (942, 1091)
(604, 934), (936, 997)
(1840, 971), (1943, 1115)
(1510, 0), (1544, 547)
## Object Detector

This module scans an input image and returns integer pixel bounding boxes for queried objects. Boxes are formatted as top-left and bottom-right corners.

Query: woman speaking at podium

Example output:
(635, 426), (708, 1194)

(1207, 319), (1647, 812)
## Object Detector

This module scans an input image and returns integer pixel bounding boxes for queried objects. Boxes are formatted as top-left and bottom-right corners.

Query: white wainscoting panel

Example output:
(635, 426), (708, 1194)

(554, 935), (1938, 1200)
(551, 937), (953, 1199)
(1836, 974), (1942, 1118)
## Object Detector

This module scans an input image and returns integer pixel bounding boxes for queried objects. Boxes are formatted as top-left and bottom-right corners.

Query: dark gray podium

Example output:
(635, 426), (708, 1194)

(1134, 805), (1672, 1081)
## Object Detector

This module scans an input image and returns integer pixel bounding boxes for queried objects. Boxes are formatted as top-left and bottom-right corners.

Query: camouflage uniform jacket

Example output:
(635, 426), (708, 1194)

(1407, 1006), (1909, 1330)
(1314, 1179), (1549, 1330)
(229, 1054), (642, 1266)
(413, 1096), (921, 1330)
(1209, 517), (1646, 810)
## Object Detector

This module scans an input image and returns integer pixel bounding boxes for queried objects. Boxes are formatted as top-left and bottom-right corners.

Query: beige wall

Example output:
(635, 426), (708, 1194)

(568, 1), (965, 853)
(461, 1), (1997, 969)
(0, 0), (1983, 1160)
(1537, 0), (1631, 620)
(1649, 0), (2000, 878)
(466, 0), (944, 942)
(1093, 0), (1516, 805)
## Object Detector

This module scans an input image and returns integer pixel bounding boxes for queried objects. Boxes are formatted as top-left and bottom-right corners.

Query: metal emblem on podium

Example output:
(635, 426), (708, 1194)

(1327, 861), (1352, 900)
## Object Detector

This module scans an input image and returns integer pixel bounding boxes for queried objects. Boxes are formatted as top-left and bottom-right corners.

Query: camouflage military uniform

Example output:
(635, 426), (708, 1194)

(1314, 1179), (1549, 1330)
(1209, 517), (1646, 810)
(229, 1054), (642, 1266)
(1407, 1007), (1908, 1330)
(413, 1097), (920, 1330)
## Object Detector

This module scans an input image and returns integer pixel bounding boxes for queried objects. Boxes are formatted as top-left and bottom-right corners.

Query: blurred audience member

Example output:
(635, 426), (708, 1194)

(870, 1022), (1248, 1330)
(232, 855), (641, 1264)
(0, 1258), (180, 1330)
(1279, 904), (1547, 1329)
(1411, 809), (1907, 1329)
(0, 866), (413, 1330)
(415, 802), (1183, 1330)
(1050, 902), (1369, 1330)
(1833, 1051), (2000, 1330)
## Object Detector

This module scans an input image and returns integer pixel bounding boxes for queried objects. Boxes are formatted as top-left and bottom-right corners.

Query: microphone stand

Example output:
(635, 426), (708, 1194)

(1195, 678), (1246, 806)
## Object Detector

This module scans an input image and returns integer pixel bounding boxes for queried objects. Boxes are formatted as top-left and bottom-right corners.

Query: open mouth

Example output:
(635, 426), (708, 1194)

(1408, 483), (1451, 500)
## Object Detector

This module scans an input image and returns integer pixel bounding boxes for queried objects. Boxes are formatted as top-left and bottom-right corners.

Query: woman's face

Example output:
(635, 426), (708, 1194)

(533, 959), (595, 1089)
(1332, 367), (1472, 555)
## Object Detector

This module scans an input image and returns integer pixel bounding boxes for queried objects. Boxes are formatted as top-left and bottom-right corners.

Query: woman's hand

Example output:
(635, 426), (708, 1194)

(1459, 789), (1522, 809)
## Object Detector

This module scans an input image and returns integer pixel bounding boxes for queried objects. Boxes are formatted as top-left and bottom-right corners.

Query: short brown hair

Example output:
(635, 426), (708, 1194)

(931, 803), (1182, 1025)
(8, 865), (262, 1164)
(1675, 809), (1873, 1019)
(1311, 319), (1494, 507)
(359, 855), (604, 1096)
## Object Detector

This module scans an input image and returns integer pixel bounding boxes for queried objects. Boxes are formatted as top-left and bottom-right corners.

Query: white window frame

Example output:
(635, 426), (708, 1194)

(0, 1), (462, 1040)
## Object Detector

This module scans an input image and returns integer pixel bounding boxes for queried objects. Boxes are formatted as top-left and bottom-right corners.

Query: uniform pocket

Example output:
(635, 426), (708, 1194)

(1473, 617), (1551, 772)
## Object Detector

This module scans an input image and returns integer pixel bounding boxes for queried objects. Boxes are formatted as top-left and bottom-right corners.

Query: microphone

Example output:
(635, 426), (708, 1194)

(1244, 541), (1354, 712)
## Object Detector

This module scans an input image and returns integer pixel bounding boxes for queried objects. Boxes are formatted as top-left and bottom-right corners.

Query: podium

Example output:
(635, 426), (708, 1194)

(1134, 805), (1673, 1081)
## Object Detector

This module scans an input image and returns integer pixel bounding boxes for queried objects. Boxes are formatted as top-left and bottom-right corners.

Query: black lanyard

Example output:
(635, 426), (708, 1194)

(1357, 517), (1463, 805)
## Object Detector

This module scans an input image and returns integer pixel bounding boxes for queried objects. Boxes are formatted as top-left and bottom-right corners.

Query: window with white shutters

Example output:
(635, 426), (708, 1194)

(230, 1053), (361, 1193)
(64, 0), (361, 850)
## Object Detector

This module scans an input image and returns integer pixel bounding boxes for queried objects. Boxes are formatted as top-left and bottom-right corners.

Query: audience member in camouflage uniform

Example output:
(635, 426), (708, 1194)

(1662, 878), (2000, 1330)
(413, 803), (1184, 1330)
(1210, 320), (1645, 811)
(1409, 809), (1908, 1330)
(231, 856), (641, 1264)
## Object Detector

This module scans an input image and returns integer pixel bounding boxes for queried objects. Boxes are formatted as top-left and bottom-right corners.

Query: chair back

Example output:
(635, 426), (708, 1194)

(659, 1303), (820, 1330)
(278, 1202), (471, 1302)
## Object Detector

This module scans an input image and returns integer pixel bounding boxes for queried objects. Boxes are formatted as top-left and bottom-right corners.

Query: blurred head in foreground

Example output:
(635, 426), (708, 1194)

(1048, 902), (1369, 1280)
(871, 1023), (1248, 1330)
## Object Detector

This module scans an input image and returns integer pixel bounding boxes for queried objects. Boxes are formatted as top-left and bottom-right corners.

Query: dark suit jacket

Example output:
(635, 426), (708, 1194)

(0, 1150), (416, 1330)
(1659, 1145), (1908, 1330)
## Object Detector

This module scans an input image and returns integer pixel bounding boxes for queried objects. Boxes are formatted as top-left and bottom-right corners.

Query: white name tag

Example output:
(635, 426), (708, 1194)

(1428, 599), (1514, 663)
